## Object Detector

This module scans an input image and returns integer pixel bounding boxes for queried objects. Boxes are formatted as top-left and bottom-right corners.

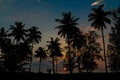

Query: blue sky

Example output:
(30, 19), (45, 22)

(0, 0), (120, 47)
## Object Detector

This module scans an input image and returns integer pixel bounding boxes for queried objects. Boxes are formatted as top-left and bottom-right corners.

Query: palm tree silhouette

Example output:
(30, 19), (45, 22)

(47, 37), (63, 74)
(0, 27), (9, 72)
(71, 31), (86, 73)
(55, 11), (80, 74)
(34, 47), (47, 73)
(0, 28), (17, 72)
(9, 22), (27, 44)
(88, 5), (111, 72)
(27, 26), (42, 72)
(3, 43), (18, 72)
(2, 38), (32, 72)
(16, 40), (32, 66)
(0, 27), (8, 39)
(7, 22), (28, 72)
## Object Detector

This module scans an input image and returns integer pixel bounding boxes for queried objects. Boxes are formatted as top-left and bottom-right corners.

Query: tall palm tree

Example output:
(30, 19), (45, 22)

(27, 26), (42, 72)
(47, 37), (63, 74)
(9, 22), (27, 44)
(8, 22), (28, 72)
(88, 5), (111, 72)
(34, 47), (47, 73)
(55, 11), (80, 74)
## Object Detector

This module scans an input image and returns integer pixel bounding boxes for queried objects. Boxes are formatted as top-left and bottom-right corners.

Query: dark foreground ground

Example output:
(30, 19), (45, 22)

(0, 72), (120, 80)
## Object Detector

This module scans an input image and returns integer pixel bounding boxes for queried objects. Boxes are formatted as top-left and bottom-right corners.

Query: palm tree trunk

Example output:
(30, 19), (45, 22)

(101, 28), (108, 73)
(30, 42), (33, 72)
(39, 57), (41, 73)
(56, 59), (57, 74)
(68, 39), (72, 74)
(87, 68), (89, 73)
(78, 50), (81, 73)
(53, 57), (55, 74)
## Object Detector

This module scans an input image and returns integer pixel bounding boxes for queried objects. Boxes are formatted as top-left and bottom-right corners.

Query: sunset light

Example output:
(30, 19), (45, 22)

(0, 0), (120, 80)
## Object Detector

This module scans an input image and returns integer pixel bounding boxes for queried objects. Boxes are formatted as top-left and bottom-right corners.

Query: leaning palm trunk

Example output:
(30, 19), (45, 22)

(101, 28), (108, 73)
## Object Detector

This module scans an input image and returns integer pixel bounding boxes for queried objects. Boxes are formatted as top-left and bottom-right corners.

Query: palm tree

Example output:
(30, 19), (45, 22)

(7, 22), (28, 72)
(88, 5), (111, 72)
(55, 11), (80, 74)
(0, 27), (9, 72)
(2, 38), (32, 72)
(0, 27), (8, 39)
(3, 42), (18, 72)
(27, 26), (42, 72)
(47, 37), (63, 74)
(34, 47), (47, 73)
(16, 40), (32, 64)
(9, 22), (27, 44)
(71, 31), (86, 73)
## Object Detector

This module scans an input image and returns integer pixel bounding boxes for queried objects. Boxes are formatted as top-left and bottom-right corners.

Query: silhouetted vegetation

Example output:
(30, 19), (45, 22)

(0, 5), (120, 80)
(55, 11), (80, 74)
(46, 37), (63, 74)
(88, 4), (111, 73)
(34, 47), (47, 72)
(27, 26), (42, 72)
(71, 30), (86, 73)
(107, 6), (120, 72)
(81, 31), (103, 72)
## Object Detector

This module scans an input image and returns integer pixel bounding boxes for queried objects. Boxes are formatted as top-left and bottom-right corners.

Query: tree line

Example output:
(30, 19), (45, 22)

(0, 4), (120, 74)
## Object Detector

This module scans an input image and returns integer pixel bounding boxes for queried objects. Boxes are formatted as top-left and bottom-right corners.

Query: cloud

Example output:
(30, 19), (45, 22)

(38, 0), (41, 2)
(91, 0), (103, 6)
(80, 27), (97, 33)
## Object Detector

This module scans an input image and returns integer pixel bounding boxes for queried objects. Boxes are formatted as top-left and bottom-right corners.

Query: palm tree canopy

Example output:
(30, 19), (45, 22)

(0, 27), (8, 38)
(71, 31), (86, 50)
(55, 11), (80, 39)
(27, 26), (42, 44)
(16, 41), (32, 63)
(0, 27), (8, 47)
(88, 5), (111, 30)
(0, 27), (11, 54)
(9, 22), (27, 43)
(35, 47), (47, 59)
(47, 37), (63, 58)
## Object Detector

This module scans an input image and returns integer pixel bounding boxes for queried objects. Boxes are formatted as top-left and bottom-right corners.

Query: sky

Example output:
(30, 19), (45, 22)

(0, 0), (120, 73)
(0, 0), (120, 47)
